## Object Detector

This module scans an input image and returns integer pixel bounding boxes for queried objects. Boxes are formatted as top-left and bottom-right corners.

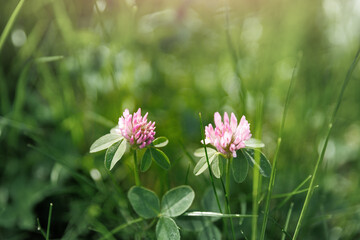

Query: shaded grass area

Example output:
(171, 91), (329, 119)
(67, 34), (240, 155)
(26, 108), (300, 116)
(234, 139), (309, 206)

(1, 0), (360, 239)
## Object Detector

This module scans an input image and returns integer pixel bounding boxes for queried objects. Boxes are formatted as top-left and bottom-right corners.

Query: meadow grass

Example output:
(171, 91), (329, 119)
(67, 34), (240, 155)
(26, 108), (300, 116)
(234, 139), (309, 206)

(1, 0), (360, 239)
(293, 47), (360, 240)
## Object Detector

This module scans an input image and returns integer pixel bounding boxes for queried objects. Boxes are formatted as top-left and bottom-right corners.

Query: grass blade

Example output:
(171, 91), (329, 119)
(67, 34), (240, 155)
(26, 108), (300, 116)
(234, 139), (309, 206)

(281, 203), (294, 240)
(46, 203), (53, 240)
(251, 96), (263, 240)
(184, 211), (256, 218)
(225, 158), (236, 240)
(0, 0), (25, 54)
(260, 57), (299, 240)
(35, 55), (64, 63)
(275, 175), (312, 209)
(198, 113), (223, 214)
(272, 185), (318, 199)
(292, 47), (360, 239)
(36, 218), (46, 238)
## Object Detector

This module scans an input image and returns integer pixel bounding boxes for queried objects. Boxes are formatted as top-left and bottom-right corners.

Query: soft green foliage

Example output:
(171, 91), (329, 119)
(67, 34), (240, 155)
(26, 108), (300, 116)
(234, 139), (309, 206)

(244, 138), (265, 149)
(1, 0), (360, 239)
(128, 186), (160, 219)
(176, 187), (224, 239)
(198, 225), (221, 240)
(140, 148), (152, 172)
(193, 147), (217, 157)
(105, 139), (127, 170)
(127, 186), (194, 239)
(210, 153), (225, 178)
(161, 186), (195, 217)
(156, 217), (180, 240)
(152, 137), (169, 148)
(194, 147), (269, 179)
(242, 149), (272, 178)
(150, 147), (171, 170)
(90, 134), (123, 153)
(232, 150), (249, 183)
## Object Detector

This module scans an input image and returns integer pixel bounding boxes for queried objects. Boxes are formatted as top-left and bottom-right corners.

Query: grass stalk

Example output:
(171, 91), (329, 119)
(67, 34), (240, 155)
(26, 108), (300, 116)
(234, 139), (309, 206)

(281, 202), (294, 240)
(133, 150), (141, 186)
(199, 113), (227, 237)
(184, 163), (191, 185)
(272, 185), (318, 199)
(36, 218), (46, 238)
(225, 157), (236, 240)
(0, 0), (25, 55)
(251, 151), (260, 240)
(292, 47), (360, 239)
(251, 96), (263, 240)
(46, 203), (53, 240)
(260, 59), (299, 240)
(275, 175), (312, 209)
(199, 113), (223, 214)
(282, 202), (294, 240)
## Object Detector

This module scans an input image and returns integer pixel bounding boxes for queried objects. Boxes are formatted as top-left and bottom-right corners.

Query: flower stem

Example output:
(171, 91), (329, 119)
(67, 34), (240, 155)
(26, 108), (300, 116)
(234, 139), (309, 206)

(252, 96), (263, 240)
(199, 113), (223, 214)
(293, 47), (360, 240)
(133, 150), (141, 186)
(281, 202), (294, 240)
(199, 113), (228, 237)
(225, 157), (236, 240)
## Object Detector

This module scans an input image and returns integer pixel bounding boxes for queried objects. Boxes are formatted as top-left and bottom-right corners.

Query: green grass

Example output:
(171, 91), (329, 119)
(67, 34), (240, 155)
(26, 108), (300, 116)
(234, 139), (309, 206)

(0, 0), (25, 54)
(1, 0), (360, 239)
(293, 47), (360, 240)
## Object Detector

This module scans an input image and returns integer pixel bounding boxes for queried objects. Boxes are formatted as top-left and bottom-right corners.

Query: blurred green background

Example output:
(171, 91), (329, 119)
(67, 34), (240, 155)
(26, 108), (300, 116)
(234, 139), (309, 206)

(1, 0), (360, 239)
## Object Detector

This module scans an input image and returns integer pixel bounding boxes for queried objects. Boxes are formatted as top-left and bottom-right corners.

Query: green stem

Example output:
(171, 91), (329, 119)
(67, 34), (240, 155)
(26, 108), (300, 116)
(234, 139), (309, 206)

(252, 96), (263, 240)
(199, 113), (223, 214)
(251, 151), (260, 240)
(184, 211), (256, 218)
(46, 203), (53, 240)
(0, 0), (25, 54)
(272, 186), (318, 199)
(100, 218), (143, 240)
(133, 150), (141, 186)
(260, 137), (280, 239)
(36, 218), (46, 238)
(199, 113), (227, 238)
(260, 57), (299, 240)
(276, 175), (312, 209)
(225, 157), (236, 240)
(293, 47), (360, 239)
(184, 163), (190, 185)
(281, 202), (294, 240)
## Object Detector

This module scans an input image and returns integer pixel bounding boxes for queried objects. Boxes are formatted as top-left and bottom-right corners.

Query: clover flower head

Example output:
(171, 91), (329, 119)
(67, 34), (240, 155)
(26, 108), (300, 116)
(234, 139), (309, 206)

(203, 112), (251, 158)
(117, 108), (156, 149)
